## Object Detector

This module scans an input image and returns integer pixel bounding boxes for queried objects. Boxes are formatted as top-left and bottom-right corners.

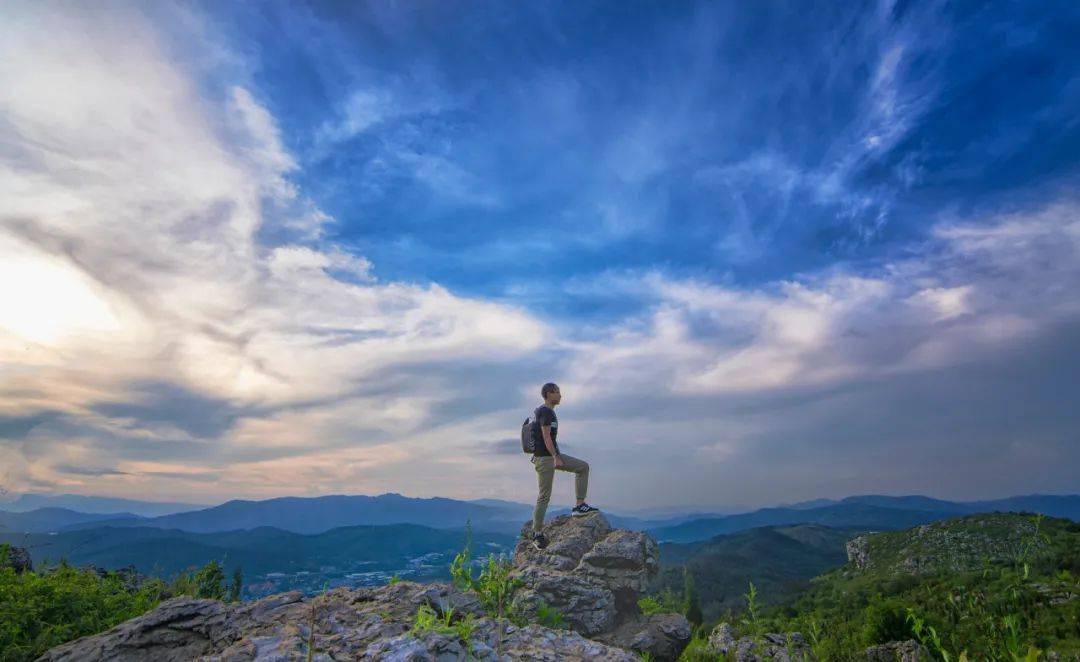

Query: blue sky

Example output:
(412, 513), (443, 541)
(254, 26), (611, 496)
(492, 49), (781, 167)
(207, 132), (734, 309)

(1, 1), (1079, 510)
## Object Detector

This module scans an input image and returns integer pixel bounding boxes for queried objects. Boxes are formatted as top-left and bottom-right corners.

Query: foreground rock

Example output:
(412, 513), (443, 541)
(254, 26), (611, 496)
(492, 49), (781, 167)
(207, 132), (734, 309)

(39, 512), (687, 661)
(511, 513), (689, 660)
(38, 581), (638, 661)
(707, 622), (812, 661)
(864, 639), (932, 661)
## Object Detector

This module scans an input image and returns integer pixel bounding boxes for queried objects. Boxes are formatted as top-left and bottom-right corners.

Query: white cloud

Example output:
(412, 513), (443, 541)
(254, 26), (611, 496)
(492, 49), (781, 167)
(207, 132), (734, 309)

(566, 200), (1080, 399)
(0, 3), (544, 497)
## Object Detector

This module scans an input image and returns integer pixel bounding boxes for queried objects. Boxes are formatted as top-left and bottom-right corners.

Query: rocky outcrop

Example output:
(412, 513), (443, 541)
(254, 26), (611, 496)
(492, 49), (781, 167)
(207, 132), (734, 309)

(511, 513), (689, 660)
(707, 622), (812, 661)
(846, 535), (870, 570)
(39, 512), (688, 661)
(39, 581), (639, 661)
(1, 544), (33, 573)
(863, 639), (932, 661)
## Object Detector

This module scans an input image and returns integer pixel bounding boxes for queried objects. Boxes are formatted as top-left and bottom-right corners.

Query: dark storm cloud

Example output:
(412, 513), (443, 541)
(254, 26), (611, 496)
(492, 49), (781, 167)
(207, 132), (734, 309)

(90, 381), (242, 439)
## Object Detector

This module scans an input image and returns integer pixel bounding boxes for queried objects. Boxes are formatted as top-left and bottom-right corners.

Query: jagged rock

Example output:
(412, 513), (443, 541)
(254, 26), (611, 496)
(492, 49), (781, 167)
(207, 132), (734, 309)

(510, 565), (618, 635)
(864, 639), (932, 661)
(846, 535), (870, 570)
(709, 622), (737, 652)
(1, 544), (33, 573)
(707, 622), (812, 661)
(511, 513), (661, 629)
(596, 612), (692, 662)
(38, 578), (641, 661)
(509, 512), (687, 660)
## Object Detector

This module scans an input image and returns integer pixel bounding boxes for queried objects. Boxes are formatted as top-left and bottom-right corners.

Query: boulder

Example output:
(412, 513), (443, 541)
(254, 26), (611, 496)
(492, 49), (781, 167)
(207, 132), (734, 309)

(596, 612), (693, 662)
(510, 512), (688, 660)
(707, 622), (812, 661)
(864, 639), (932, 661)
(511, 513), (660, 625)
(846, 535), (870, 570)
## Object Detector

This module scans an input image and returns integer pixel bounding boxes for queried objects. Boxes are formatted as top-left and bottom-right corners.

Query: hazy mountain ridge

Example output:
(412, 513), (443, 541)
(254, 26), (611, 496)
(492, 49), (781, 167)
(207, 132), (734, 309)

(0, 493), (204, 517)
(647, 494), (1080, 543)
(0, 507), (140, 533)
(3, 492), (1077, 542)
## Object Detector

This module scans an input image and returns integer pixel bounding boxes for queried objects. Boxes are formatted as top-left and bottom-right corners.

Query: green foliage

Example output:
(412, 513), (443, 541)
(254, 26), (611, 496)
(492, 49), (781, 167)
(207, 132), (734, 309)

(228, 567), (243, 603)
(448, 521), (525, 626)
(754, 513), (1080, 661)
(167, 559), (228, 600)
(0, 564), (161, 662)
(683, 567), (704, 626)
(411, 603), (456, 636)
(411, 603), (477, 652)
(0, 555), (249, 662)
(638, 584), (689, 616)
(387, 573), (401, 585)
(677, 626), (722, 662)
(535, 598), (566, 630)
(861, 598), (913, 645)
(741, 581), (762, 637)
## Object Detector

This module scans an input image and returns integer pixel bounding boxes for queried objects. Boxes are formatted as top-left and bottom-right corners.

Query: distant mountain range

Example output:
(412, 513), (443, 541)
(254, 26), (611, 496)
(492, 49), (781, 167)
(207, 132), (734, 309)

(2, 492), (1076, 542)
(0, 493), (205, 517)
(646, 494), (1080, 543)
(0, 507), (140, 534)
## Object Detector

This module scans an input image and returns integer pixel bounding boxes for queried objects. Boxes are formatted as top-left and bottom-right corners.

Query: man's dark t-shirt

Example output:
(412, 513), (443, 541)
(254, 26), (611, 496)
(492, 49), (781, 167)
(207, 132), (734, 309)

(532, 405), (559, 457)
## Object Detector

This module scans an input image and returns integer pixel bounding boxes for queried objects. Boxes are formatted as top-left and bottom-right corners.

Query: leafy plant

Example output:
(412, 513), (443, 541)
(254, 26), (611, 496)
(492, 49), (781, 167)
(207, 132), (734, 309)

(741, 581), (762, 637)
(535, 598), (566, 629)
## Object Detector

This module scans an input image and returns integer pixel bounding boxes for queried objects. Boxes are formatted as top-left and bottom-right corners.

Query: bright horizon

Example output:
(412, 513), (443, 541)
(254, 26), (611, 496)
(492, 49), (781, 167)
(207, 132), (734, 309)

(2, 2), (1079, 511)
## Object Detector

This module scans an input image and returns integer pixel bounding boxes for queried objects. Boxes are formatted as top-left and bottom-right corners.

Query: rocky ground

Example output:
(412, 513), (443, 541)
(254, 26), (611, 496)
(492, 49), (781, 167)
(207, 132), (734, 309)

(36, 512), (692, 661)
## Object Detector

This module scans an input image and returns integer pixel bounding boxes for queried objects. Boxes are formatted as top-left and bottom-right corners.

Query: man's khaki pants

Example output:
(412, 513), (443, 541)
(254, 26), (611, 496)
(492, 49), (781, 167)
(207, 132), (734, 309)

(531, 453), (589, 533)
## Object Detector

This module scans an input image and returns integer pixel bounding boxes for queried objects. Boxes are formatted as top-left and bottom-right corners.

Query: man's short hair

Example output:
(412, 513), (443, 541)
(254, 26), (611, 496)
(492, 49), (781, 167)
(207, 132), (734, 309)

(541, 382), (559, 399)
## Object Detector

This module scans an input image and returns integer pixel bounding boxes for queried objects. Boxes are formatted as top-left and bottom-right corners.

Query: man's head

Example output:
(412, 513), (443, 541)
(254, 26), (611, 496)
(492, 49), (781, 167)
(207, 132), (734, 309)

(541, 382), (561, 406)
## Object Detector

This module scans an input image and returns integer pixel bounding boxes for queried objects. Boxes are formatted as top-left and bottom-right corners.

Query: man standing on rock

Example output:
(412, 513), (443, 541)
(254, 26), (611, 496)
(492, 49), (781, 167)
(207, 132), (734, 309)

(531, 382), (599, 550)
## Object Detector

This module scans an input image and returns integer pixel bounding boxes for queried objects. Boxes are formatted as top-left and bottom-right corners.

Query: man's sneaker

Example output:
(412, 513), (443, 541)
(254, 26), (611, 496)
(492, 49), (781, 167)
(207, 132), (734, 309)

(571, 503), (600, 516)
(532, 531), (549, 550)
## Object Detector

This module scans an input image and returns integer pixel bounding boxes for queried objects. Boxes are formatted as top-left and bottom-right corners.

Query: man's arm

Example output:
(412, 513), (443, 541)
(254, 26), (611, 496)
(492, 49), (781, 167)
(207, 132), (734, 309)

(541, 425), (562, 466)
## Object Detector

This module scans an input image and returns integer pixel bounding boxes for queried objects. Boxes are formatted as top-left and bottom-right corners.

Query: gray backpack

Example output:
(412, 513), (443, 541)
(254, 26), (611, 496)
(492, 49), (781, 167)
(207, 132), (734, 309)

(520, 408), (539, 454)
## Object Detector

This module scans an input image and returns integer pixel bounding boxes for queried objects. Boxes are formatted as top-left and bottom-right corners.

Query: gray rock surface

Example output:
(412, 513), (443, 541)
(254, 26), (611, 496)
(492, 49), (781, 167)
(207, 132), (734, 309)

(39, 581), (638, 661)
(596, 612), (692, 662)
(707, 622), (812, 661)
(511, 513), (661, 628)
(39, 512), (686, 661)
(846, 535), (870, 570)
(863, 639), (932, 661)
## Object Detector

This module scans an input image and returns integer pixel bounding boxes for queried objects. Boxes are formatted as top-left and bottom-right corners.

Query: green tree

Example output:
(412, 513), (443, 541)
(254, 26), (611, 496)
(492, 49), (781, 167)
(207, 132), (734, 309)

(682, 568), (703, 626)
(228, 567), (243, 603)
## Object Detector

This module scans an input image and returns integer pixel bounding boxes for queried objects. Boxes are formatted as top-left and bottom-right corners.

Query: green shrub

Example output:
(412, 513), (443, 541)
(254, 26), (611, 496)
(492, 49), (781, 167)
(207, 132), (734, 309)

(0, 564), (161, 662)
(535, 599), (566, 629)
(860, 598), (912, 645)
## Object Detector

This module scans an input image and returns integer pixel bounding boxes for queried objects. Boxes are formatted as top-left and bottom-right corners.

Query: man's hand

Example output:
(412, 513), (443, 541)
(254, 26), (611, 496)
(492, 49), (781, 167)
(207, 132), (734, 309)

(553, 454), (564, 468)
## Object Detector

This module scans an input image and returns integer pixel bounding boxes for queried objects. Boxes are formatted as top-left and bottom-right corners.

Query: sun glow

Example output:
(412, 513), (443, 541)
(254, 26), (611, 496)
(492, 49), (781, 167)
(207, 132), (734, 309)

(0, 238), (122, 345)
